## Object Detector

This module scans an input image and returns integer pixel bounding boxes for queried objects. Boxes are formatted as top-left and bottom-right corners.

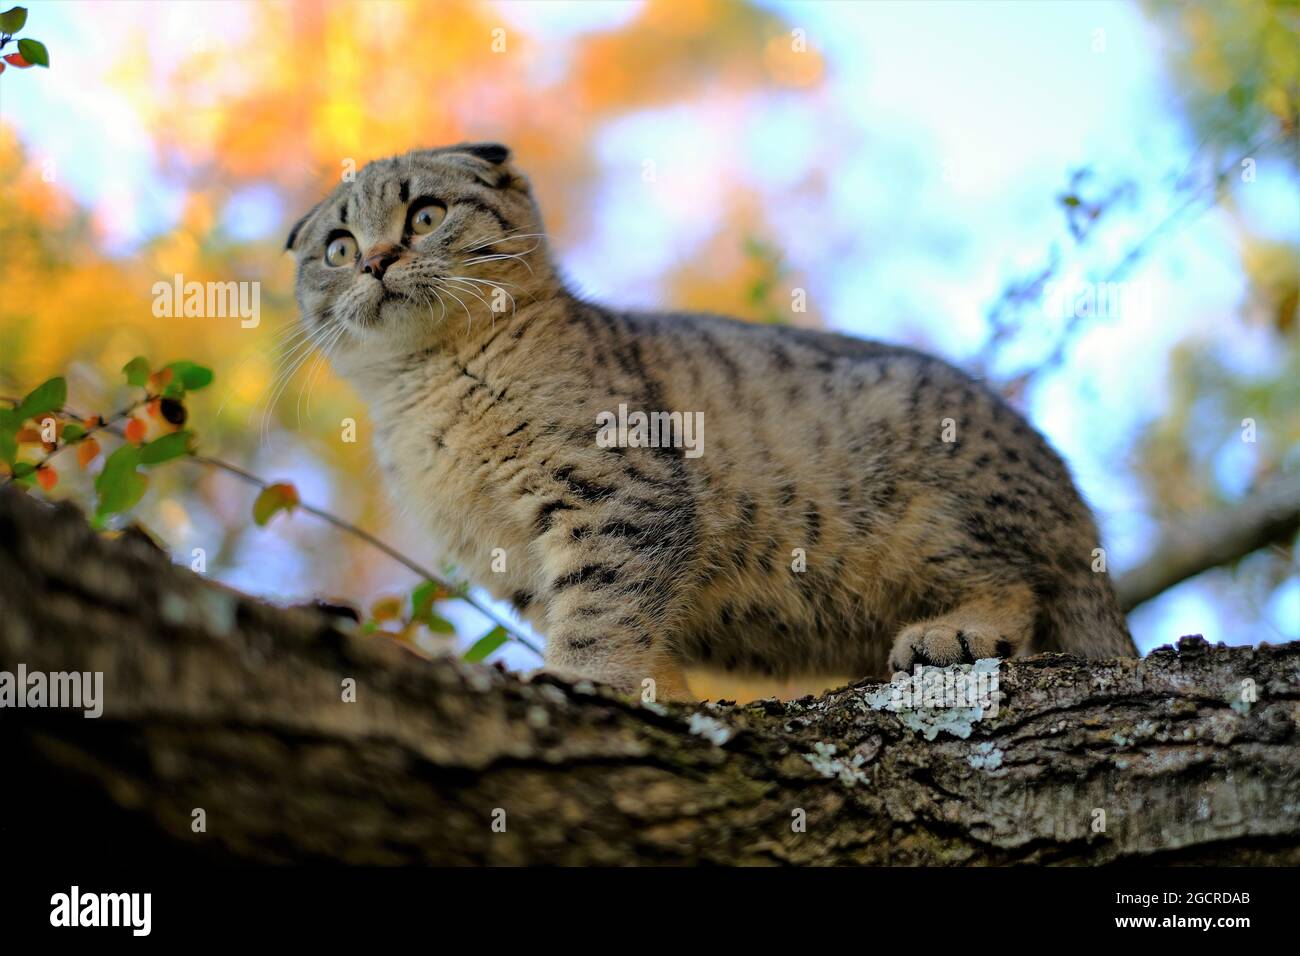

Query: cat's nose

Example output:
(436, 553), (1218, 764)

(361, 243), (402, 281)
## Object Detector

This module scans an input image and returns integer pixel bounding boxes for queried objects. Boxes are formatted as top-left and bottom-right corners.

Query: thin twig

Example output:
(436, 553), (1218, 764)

(982, 128), (1290, 385)
(2, 396), (543, 658)
(187, 451), (542, 657)
(1, 400), (143, 484)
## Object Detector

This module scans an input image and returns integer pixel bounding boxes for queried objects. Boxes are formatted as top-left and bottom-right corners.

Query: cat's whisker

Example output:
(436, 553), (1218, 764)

(462, 225), (543, 244)
(465, 277), (519, 316)
(443, 278), (507, 331)
(412, 286), (445, 332)
(296, 325), (337, 426)
(264, 325), (328, 394)
(250, 330), (319, 431)
(299, 322), (346, 425)
(296, 354), (324, 428)
(428, 286), (449, 326)
(441, 277), (496, 314)
(463, 238), (544, 259)
(457, 230), (549, 254)
(261, 321), (335, 446)
(434, 281), (475, 334)
(220, 322), (315, 420)
(442, 275), (518, 320)
(461, 251), (535, 276)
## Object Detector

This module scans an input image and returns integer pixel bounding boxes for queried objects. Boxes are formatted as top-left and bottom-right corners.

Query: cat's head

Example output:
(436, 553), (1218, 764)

(287, 143), (551, 369)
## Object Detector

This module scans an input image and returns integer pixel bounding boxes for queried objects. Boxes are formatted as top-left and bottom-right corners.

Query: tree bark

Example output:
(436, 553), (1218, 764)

(1, 486), (1298, 865)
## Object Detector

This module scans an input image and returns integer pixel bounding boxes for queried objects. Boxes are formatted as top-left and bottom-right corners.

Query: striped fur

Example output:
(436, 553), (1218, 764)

(290, 143), (1136, 700)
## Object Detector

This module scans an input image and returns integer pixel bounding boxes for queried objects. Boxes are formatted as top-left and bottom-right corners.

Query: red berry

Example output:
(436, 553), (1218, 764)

(159, 398), (187, 425)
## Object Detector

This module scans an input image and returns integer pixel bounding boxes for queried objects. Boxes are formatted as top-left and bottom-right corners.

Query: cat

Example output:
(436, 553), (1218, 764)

(288, 142), (1136, 701)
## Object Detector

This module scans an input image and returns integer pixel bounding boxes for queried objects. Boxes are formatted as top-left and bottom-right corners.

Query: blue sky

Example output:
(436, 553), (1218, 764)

(4, 0), (1295, 666)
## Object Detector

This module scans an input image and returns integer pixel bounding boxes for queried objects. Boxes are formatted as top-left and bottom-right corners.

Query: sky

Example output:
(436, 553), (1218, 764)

(3, 0), (1296, 667)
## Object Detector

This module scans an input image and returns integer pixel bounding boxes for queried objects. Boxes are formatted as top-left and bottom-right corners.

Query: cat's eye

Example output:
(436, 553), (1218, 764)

(325, 233), (358, 267)
(408, 201), (446, 236)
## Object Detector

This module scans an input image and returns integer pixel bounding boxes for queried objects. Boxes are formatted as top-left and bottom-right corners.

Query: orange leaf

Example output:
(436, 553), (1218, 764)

(124, 418), (147, 445)
(3, 53), (31, 69)
(36, 467), (58, 491)
(77, 438), (102, 469)
(370, 596), (403, 622)
(15, 428), (42, 444)
(252, 482), (300, 526)
(146, 399), (161, 419)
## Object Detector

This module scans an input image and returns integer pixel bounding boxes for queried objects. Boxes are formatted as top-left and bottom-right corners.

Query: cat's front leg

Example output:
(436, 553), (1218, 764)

(533, 512), (696, 703)
(541, 590), (694, 703)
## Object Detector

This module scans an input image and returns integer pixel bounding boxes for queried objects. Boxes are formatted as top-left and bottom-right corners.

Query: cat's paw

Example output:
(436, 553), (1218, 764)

(521, 665), (590, 690)
(888, 622), (1016, 674)
(521, 665), (643, 700)
(522, 665), (692, 703)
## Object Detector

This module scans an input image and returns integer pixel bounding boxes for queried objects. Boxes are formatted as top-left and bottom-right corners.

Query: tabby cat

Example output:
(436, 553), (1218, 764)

(288, 142), (1136, 700)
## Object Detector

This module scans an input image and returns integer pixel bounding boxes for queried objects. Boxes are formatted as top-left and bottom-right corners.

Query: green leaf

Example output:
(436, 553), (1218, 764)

(122, 356), (150, 388)
(165, 361), (214, 391)
(60, 423), (84, 442)
(411, 580), (454, 626)
(161, 381), (186, 399)
(0, 408), (16, 465)
(253, 482), (299, 526)
(11, 461), (34, 478)
(94, 446), (147, 518)
(16, 36), (46, 67)
(411, 580), (438, 617)
(463, 626), (508, 663)
(16, 376), (66, 421)
(421, 612), (456, 635)
(139, 429), (193, 465)
(0, 7), (27, 34)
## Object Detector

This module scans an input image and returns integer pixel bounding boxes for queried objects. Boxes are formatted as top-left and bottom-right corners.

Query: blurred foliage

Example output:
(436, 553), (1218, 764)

(1135, 0), (1299, 490)
(1131, 0), (1299, 628)
(1139, 340), (1299, 516)
(1144, 0), (1299, 155)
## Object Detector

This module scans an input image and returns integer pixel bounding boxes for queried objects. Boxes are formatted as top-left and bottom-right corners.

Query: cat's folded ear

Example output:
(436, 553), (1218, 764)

(455, 142), (510, 165)
(442, 142), (523, 190)
(285, 201), (323, 253)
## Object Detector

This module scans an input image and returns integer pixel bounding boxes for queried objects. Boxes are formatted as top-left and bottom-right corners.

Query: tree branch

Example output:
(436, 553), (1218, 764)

(2, 486), (1298, 865)
(1116, 470), (1300, 612)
